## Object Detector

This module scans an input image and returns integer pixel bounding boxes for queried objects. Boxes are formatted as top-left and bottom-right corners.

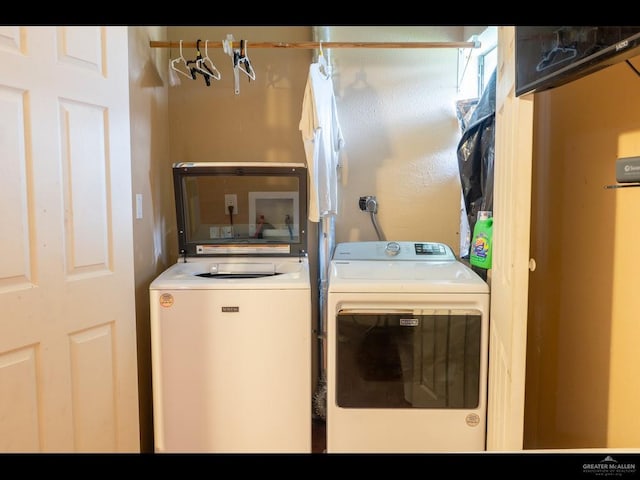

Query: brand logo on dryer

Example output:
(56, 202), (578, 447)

(221, 306), (240, 312)
(399, 318), (419, 327)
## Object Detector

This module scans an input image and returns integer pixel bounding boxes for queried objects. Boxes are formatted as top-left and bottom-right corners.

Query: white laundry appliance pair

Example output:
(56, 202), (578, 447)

(149, 162), (312, 453)
(326, 240), (490, 453)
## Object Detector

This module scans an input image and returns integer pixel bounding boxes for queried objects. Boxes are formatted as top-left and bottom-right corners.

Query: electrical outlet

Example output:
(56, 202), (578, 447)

(224, 194), (238, 215)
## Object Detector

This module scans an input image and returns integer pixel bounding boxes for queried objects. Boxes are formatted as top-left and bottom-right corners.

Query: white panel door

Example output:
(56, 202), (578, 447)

(0, 26), (139, 452)
(486, 26), (534, 451)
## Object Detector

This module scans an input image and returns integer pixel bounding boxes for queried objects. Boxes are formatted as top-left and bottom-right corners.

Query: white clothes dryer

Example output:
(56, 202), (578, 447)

(150, 163), (312, 453)
(326, 241), (490, 453)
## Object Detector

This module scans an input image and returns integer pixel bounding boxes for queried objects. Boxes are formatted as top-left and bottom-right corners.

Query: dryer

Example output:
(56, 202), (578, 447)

(326, 241), (490, 453)
(150, 162), (312, 453)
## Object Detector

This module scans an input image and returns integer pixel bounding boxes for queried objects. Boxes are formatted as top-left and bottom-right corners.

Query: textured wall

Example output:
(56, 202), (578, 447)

(326, 26), (466, 250)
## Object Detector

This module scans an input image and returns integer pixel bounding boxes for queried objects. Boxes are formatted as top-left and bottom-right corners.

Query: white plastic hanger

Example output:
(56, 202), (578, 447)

(235, 40), (256, 81)
(222, 34), (234, 57)
(317, 40), (331, 78)
(223, 34), (241, 94)
(196, 40), (221, 81)
(224, 35), (256, 95)
(170, 40), (193, 79)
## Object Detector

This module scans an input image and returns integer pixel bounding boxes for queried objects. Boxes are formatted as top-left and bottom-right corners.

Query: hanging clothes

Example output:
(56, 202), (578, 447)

(457, 68), (496, 259)
(299, 62), (345, 223)
(299, 59), (345, 419)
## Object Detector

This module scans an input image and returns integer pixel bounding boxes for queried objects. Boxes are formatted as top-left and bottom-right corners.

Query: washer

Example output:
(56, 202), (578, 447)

(326, 241), (490, 453)
(150, 162), (311, 453)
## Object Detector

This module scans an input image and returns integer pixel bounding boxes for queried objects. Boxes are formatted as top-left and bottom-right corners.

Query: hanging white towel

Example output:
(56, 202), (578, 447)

(299, 62), (344, 223)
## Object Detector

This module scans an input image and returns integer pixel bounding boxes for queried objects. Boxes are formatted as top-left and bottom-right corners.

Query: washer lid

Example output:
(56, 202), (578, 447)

(172, 162), (308, 258)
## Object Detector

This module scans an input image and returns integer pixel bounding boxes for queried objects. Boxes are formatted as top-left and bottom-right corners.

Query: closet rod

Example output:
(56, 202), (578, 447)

(149, 40), (481, 49)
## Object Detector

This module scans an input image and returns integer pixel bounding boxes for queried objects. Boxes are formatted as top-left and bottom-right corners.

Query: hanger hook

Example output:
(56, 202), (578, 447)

(319, 40), (324, 57)
(179, 39), (185, 58)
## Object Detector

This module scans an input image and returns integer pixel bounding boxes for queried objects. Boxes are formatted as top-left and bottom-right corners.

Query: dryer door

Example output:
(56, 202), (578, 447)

(336, 308), (482, 409)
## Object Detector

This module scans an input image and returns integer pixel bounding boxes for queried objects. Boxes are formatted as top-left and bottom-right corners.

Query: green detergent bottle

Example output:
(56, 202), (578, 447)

(470, 211), (493, 269)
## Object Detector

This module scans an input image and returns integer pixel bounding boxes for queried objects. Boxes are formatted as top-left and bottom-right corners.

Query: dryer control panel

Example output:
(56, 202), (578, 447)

(333, 241), (456, 262)
(414, 242), (450, 257)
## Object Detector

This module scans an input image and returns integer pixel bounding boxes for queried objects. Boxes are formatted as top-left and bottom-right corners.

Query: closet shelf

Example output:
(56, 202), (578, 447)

(604, 183), (640, 189)
(150, 40), (481, 50)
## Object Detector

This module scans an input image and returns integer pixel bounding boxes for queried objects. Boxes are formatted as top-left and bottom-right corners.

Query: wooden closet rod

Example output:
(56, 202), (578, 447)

(149, 40), (481, 49)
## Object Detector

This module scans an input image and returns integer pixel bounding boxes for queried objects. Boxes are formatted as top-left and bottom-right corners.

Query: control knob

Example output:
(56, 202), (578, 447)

(385, 241), (401, 256)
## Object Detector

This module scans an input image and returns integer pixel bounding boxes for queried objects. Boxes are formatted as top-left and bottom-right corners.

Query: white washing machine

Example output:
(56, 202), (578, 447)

(150, 162), (312, 453)
(326, 241), (490, 453)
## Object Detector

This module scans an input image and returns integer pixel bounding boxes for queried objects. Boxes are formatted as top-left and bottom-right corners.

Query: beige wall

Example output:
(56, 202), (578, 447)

(128, 26), (172, 453)
(525, 56), (640, 448)
(167, 27), (313, 172)
(164, 26), (468, 249)
(326, 26), (466, 248)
